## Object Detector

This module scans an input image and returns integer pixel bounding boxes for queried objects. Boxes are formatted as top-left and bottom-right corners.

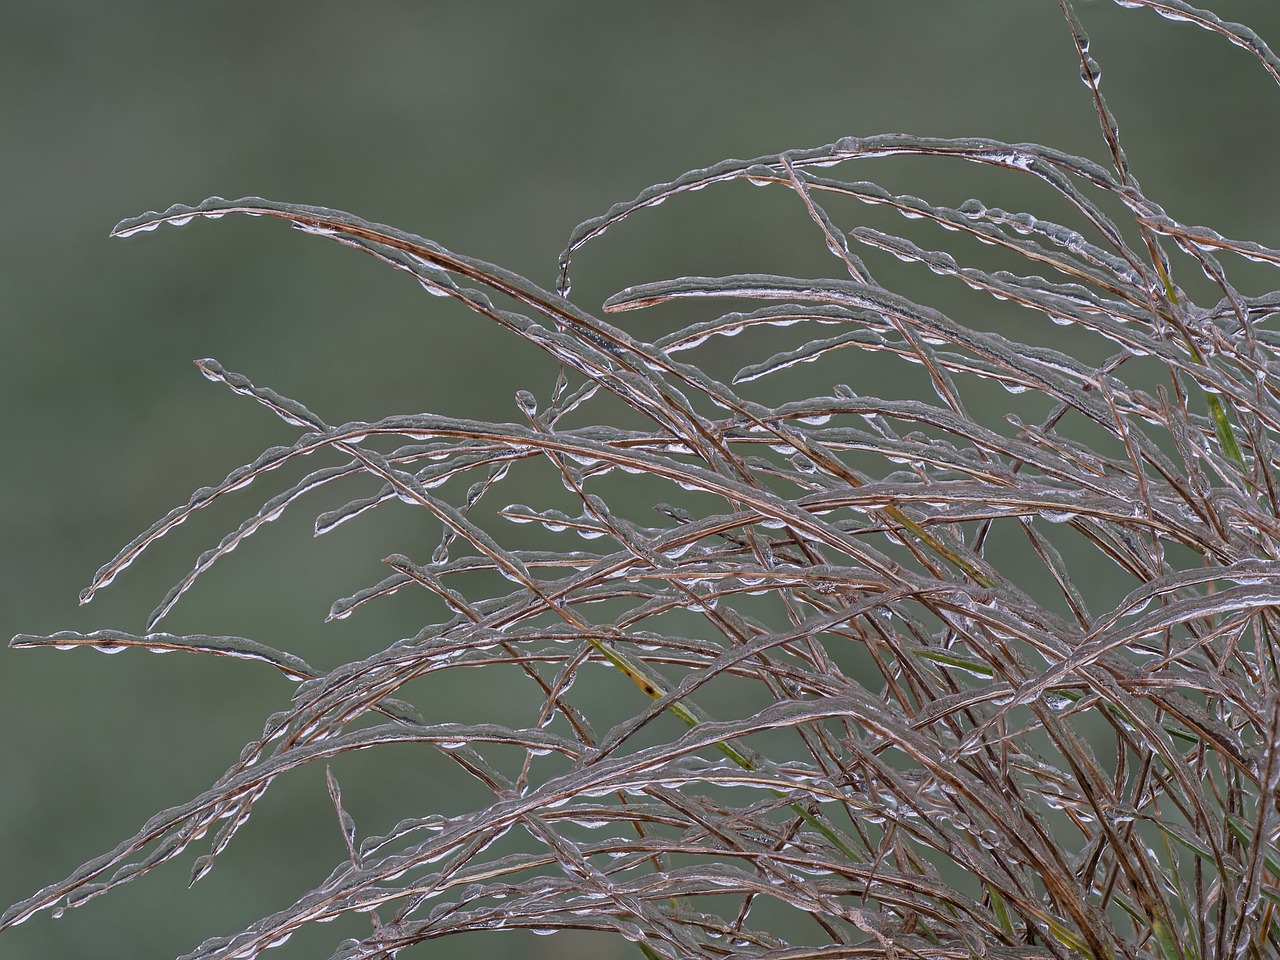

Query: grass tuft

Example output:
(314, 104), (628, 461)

(9, 2), (1280, 958)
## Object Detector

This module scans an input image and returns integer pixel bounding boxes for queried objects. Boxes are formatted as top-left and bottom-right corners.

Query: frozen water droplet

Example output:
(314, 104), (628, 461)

(117, 221), (160, 236)
(1039, 510), (1077, 524)
(93, 642), (128, 654)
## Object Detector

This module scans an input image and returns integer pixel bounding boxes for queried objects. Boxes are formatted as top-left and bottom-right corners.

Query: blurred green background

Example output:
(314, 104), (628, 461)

(4, 3), (1280, 958)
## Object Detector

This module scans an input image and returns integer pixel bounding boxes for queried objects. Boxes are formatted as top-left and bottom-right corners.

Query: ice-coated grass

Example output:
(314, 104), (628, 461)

(9, 2), (1280, 959)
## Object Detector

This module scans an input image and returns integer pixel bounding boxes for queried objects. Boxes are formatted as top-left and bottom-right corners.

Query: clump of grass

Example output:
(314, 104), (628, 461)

(9, 2), (1280, 958)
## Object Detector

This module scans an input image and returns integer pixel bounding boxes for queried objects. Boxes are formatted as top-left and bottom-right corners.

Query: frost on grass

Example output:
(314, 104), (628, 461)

(10, 3), (1280, 960)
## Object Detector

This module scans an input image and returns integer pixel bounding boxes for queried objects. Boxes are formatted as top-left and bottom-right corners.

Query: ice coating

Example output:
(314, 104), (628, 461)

(16, 5), (1280, 953)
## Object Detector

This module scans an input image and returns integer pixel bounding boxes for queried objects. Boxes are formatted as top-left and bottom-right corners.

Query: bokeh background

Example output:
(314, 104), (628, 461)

(4, 3), (1280, 958)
